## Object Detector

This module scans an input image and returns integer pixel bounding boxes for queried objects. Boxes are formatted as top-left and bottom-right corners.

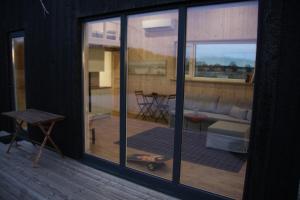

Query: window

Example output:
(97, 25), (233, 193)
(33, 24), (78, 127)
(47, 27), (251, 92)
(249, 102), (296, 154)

(184, 41), (256, 81)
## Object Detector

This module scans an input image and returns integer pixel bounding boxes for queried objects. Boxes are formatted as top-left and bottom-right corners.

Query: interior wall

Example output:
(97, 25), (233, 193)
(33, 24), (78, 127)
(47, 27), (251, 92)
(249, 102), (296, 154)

(186, 2), (258, 41)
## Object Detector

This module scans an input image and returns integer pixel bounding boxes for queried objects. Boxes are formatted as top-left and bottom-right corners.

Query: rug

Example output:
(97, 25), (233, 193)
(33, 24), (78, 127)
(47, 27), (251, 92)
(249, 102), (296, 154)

(125, 127), (246, 172)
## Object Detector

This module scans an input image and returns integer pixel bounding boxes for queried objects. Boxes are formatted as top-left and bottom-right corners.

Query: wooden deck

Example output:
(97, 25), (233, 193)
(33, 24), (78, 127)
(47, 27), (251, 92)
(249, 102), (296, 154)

(0, 141), (178, 200)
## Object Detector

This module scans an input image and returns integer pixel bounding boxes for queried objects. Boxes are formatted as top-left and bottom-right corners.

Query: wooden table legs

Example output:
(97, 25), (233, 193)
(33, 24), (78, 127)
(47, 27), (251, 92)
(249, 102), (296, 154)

(33, 122), (64, 167)
(6, 120), (24, 153)
(6, 120), (64, 167)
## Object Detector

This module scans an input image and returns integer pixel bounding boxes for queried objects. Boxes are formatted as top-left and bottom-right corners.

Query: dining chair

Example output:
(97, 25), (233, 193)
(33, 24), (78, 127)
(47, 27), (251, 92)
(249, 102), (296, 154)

(134, 90), (152, 120)
(155, 94), (176, 123)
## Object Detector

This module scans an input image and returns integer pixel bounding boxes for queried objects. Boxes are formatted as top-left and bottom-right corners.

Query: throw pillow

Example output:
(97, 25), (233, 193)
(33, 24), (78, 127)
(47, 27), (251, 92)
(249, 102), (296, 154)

(195, 95), (219, 113)
(216, 103), (232, 114)
(229, 106), (248, 120)
(196, 101), (217, 112)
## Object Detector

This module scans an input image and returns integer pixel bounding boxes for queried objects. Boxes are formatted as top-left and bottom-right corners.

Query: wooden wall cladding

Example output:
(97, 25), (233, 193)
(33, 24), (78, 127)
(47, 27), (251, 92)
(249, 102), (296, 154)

(0, 0), (25, 131)
(186, 2), (258, 41)
(244, 0), (300, 200)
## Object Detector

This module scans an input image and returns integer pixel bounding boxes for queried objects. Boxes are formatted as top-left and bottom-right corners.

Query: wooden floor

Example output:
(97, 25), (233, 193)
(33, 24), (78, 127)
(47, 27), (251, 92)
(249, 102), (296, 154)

(0, 141), (178, 200)
(87, 116), (247, 200)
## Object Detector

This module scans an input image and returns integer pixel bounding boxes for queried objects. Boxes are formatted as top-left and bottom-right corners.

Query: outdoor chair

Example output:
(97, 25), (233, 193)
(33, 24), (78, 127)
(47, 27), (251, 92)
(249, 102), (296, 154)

(134, 90), (152, 120)
(155, 94), (176, 123)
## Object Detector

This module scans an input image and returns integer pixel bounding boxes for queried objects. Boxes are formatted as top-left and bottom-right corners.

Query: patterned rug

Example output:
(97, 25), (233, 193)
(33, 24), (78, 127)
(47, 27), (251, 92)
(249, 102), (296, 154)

(126, 127), (246, 172)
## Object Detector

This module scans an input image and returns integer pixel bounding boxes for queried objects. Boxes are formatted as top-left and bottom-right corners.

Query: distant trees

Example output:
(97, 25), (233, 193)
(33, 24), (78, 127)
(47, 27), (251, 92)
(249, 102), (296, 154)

(244, 64), (253, 73)
(193, 60), (253, 79)
(228, 61), (238, 72)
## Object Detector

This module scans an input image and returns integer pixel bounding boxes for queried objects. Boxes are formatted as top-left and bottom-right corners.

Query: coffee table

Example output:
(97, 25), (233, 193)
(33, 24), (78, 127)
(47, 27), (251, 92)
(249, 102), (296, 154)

(206, 120), (250, 153)
(184, 113), (208, 132)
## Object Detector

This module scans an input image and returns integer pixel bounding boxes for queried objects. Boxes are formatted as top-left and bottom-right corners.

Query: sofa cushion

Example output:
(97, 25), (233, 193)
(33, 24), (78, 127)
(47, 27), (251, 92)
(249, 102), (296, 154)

(216, 103), (233, 115)
(229, 106), (248, 120)
(208, 120), (250, 138)
(184, 95), (219, 113)
(195, 101), (217, 113)
(169, 109), (250, 125)
(195, 95), (219, 113)
(216, 98), (235, 114)
(184, 99), (197, 110)
(199, 111), (250, 124)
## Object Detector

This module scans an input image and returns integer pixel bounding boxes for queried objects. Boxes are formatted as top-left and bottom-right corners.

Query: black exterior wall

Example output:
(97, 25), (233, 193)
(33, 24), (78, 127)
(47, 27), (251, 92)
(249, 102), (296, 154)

(244, 0), (300, 199)
(0, 0), (299, 200)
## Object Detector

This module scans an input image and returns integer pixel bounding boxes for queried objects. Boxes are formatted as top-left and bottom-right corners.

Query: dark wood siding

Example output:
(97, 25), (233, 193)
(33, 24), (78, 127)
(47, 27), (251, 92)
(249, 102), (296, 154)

(244, 0), (300, 200)
(0, 0), (25, 132)
(0, 0), (299, 199)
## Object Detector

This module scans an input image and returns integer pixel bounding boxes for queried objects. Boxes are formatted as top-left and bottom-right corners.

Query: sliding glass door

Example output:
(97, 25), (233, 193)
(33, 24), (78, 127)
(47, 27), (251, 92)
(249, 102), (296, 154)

(82, 1), (258, 199)
(126, 10), (178, 180)
(83, 18), (121, 163)
(180, 2), (258, 199)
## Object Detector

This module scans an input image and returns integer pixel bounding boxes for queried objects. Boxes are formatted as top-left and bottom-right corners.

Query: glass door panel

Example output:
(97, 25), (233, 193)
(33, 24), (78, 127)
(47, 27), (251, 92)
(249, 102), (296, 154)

(83, 18), (121, 163)
(180, 2), (258, 199)
(12, 36), (26, 111)
(126, 10), (178, 179)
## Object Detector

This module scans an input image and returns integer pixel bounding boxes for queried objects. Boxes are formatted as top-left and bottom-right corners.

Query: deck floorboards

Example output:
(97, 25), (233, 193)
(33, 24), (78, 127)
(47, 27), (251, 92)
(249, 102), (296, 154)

(0, 141), (178, 200)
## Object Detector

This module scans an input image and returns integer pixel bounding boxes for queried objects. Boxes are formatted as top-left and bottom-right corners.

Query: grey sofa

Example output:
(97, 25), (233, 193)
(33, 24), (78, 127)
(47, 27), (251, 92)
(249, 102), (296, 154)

(169, 95), (252, 130)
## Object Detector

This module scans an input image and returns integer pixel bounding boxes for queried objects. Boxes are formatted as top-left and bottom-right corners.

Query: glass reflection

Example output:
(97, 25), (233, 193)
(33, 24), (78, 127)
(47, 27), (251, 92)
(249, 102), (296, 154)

(180, 2), (258, 199)
(126, 10), (179, 180)
(83, 18), (121, 163)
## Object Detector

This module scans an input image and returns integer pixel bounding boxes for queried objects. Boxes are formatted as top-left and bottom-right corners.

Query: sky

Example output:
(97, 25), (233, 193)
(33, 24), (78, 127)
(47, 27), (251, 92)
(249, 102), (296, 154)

(195, 43), (257, 67)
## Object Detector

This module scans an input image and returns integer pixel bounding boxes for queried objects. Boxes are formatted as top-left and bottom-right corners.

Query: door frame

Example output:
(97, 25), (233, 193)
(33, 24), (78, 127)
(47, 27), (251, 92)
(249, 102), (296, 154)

(8, 30), (27, 111)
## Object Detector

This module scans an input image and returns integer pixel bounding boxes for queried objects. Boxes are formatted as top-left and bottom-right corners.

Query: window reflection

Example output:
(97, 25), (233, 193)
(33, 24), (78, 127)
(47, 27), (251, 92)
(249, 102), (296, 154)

(83, 18), (121, 163)
(195, 42), (256, 79)
(126, 10), (178, 180)
(180, 2), (258, 199)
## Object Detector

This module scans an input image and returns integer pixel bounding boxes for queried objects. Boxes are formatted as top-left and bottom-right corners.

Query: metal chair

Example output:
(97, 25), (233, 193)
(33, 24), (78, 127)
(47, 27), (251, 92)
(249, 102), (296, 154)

(134, 90), (152, 120)
(155, 94), (176, 123)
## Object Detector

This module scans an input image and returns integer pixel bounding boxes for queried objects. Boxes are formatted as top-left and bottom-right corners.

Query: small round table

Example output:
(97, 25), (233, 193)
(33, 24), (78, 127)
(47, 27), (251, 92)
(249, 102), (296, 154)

(184, 113), (208, 132)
